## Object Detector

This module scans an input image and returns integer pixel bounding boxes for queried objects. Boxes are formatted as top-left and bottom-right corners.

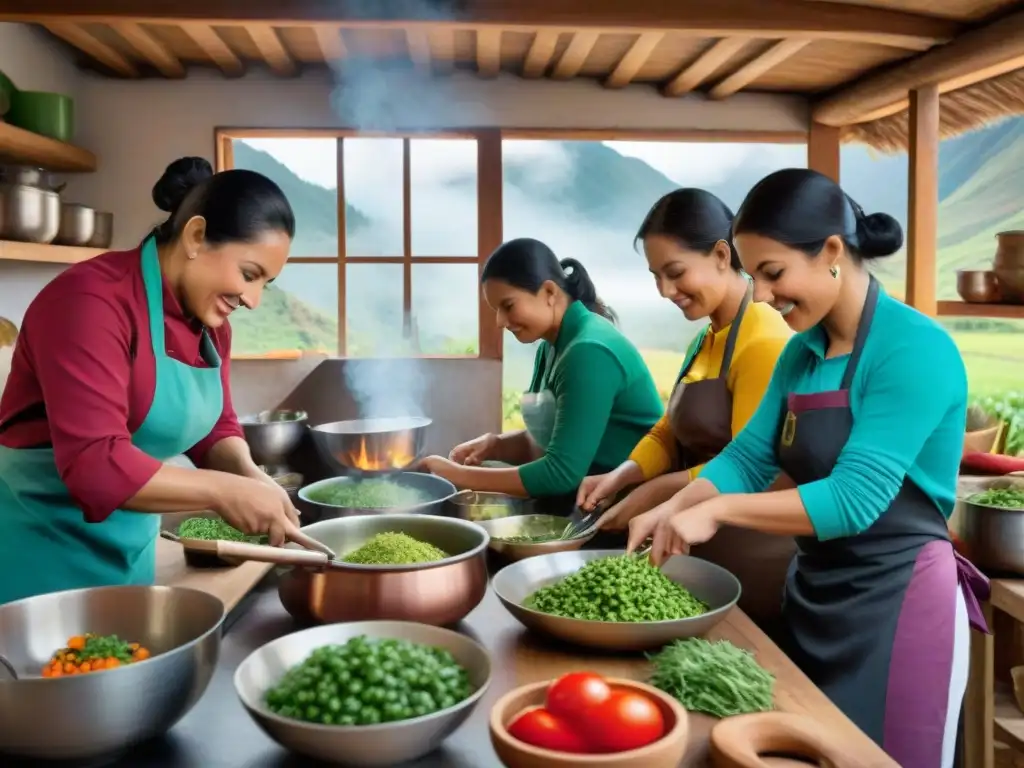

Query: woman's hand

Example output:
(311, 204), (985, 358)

(576, 471), (617, 510)
(211, 474), (303, 547)
(449, 433), (497, 466)
(648, 497), (726, 566)
(419, 455), (460, 481)
(595, 472), (690, 531)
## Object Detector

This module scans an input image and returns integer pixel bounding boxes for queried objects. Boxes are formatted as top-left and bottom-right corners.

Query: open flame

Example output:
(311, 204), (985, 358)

(346, 437), (415, 472)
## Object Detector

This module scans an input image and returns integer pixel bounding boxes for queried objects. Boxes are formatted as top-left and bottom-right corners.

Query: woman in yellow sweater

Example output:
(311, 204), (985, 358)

(577, 188), (795, 630)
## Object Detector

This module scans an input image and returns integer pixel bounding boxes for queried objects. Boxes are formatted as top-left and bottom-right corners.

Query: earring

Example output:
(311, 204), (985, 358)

(188, 252), (197, 260)
(829, 265), (840, 279)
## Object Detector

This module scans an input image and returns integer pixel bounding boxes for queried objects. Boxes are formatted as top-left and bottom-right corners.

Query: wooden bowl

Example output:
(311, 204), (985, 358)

(709, 712), (873, 767)
(489, 678), (688, 768)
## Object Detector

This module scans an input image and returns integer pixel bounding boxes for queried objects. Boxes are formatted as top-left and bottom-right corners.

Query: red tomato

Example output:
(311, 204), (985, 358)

(507, 706), (590, 753)
(581, 691), (666, 752)
(545, 672), (612, 720)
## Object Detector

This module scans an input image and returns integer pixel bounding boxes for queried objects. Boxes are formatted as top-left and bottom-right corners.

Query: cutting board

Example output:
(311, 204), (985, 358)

(155, 535), (273, 612)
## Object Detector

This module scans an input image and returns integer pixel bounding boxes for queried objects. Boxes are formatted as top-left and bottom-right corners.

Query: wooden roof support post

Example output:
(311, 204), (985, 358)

(807, 122), (840, 183)
(477, 130), (503, 361)
(904, 85), (939, 316)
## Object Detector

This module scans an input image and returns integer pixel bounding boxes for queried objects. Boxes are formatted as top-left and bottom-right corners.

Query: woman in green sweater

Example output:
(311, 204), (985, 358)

(419, 238), (663, 497)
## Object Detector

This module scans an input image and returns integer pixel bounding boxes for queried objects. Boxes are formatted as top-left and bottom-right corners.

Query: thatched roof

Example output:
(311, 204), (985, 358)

(843, 67), (1024, 152)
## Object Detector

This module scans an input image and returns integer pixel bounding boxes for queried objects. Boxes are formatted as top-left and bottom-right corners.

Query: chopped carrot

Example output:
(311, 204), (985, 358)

(79, 662), (91, 673)
(133, 648), (150, 661)
(105, 658), (120, 668)
(66, 636), (85, 650)
(63, 662), (75, 674)
(41, 666), (52, 677)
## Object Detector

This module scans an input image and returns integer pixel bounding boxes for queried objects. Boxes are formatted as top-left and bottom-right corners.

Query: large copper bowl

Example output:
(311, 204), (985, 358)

(278, 513), (489, 626)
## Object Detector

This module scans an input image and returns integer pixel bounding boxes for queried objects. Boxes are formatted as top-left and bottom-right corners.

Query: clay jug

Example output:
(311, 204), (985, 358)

(994, 230), (1024, 269)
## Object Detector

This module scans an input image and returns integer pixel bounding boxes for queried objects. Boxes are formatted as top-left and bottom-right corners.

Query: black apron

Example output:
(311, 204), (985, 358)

(775, 276), (989, 766)
(669, 288), (795, 634)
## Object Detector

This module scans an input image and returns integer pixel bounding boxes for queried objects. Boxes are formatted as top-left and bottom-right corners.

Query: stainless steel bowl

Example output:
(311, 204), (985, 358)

(54, 202), (96, 246)
(86, 210), (114, 249)
(492, 549), (741, 651)
(241, 409), (308, 466)
(952, 477), (1024, 574)
(0, 181), (60, 243)
(448, 490), (535, 521)
(0, 585), (224, 761)
(298, 472), (456, 518)
(278, 513), (489, 626)
(476, 514), (596, 561)
(310, 417), (431, 473)
(235, 620), (492, 767)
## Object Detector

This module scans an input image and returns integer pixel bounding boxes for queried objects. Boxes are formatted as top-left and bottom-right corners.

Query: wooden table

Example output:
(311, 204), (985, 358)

(154, 535), (272, 612)
(964, 579), (1024, 768)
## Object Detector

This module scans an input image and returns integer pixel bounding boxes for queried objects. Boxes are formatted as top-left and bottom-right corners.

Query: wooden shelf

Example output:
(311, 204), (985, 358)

(995, 684), (1024, 753)
(937, 301), (1024, 320)
(0, 121), (97, 173)
(0, 240), (104, 264)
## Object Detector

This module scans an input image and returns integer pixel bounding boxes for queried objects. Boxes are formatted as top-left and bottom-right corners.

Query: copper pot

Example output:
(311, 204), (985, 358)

(957, 269), (1004, 304)
(271, 513), (489, 626)
(995, 230), (1024, 270)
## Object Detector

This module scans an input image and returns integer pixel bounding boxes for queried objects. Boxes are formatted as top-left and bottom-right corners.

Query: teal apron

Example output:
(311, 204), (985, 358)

(0, 238), (224, 605)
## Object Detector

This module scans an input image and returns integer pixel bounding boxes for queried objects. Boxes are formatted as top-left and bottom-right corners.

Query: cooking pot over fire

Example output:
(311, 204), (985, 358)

(309, 416), (431, 475)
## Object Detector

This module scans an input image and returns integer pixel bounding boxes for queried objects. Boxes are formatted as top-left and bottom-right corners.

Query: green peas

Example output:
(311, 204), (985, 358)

(264, 635), (474, 726)
(523, 554), (709, 623)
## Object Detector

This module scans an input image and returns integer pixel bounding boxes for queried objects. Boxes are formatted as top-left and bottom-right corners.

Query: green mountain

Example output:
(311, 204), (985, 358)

(225, 118), (1024, 359)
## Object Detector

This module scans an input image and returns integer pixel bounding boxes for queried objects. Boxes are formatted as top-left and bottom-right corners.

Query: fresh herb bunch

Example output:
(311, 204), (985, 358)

(264, 635), (474, 726)
(648, 638), (775, 717)
(969, 487), (1024, 510)
(341, 532), (449, 565)
(524, 554), (709, 622)
(177, 517), (266, 543)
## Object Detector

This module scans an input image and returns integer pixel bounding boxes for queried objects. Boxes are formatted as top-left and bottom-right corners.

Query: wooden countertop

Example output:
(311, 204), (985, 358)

(154, 536), (272, 612)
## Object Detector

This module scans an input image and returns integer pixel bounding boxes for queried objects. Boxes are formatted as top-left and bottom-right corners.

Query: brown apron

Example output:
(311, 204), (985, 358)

(668, 288), (796, 635)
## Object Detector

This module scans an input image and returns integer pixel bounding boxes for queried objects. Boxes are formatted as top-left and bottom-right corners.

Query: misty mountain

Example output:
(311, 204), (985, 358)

(227, 119), (1024, 378)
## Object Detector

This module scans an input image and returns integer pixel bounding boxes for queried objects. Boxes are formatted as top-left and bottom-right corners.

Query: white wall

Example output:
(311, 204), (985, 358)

(0, 28), (810, 323)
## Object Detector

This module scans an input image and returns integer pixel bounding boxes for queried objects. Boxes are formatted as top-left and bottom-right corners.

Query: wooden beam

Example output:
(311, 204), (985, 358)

(551, 31), (599, 80)
(43, 22), (138, 77)
(663, 37), (748, 96)
(428, 28), (456, 73)
(1, 1), (959, 51)
(110, 21), (184, 77)
(904, 85), (939, 317)
(179, 23), (244, 76)
(477, 129), (504, 361)
(406, 29), (432, 71)
(807, 122), (840, 183)
(312, 25), (347, 61)
(522, 30), (559, 78)
(248, 25), (298, 76)
(708, 38), (810, 99)
(605, 32), (663, 89)
(814, 9), (1024, 126)
(475, 28), (502, 78)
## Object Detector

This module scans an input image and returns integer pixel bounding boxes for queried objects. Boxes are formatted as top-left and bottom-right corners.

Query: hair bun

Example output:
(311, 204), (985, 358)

(855, 211), (903, 260)
(152, 156), (214, 213)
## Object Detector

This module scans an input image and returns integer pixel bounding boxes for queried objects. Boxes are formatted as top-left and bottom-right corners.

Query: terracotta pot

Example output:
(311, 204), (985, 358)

(994, 230), (1024, 270)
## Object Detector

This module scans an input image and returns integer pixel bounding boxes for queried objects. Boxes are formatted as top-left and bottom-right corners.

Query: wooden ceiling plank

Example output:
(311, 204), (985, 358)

(663, 36), (749, 96)
(179, 22), (244, 76)
(429, 28), (456, 73)
(247, 24), (298, 76)
(605, 31), (664, 89)
(110, 21), (185, 77)
(551, 30), (599, 79)
(406, 29), (432, 72)
(476, 28), (502, 78)
(707, 38), (811, 99)
(312, 25), (347, 61)
(814, 8), (1024, 126)
(522, 30), (560, 78)
(0, 1), (959, 51)
(43, 22), (138, 77)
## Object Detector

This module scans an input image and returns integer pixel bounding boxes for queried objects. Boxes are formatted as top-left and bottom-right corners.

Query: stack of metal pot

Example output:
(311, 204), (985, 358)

(0, 165), (113, 248)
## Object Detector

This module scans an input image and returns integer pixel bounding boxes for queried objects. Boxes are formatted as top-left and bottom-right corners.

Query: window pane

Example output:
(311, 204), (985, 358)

(345, 263), (406, 357)
(232, 138), (338, 258)
(344, 138), (404, 257)
(410, 138), (478, 257)
(230, 264), (338, 356)
(410, 264), (479, 355)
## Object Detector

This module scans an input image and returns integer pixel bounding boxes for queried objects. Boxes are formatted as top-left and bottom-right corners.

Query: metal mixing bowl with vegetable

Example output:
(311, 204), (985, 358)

(953, 478), (1024, 574)
(475, 514), (597, 561)
(492, 550), (741, 651)
(298, 472), (457, 518)
(234, 620), (491, 767)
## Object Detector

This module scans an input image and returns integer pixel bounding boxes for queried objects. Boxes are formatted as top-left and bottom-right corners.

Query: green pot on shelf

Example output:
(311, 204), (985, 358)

(0, 70), (16, 118)
(7, 90), (74, 142)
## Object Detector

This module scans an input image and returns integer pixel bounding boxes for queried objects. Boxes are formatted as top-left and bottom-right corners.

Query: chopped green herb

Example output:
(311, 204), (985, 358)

(341, 532), (449, 565)
(177, 517), (266, 543)
(524, 554), (709, 622)
(305, 479), (428, 509)
(968, 488), (1024, 510)
(648, 638), (775, 717)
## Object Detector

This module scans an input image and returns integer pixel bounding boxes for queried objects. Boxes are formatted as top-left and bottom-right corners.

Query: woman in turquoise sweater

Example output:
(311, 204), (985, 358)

(420, 238), (662, 497)
(626, 169), (989, 768)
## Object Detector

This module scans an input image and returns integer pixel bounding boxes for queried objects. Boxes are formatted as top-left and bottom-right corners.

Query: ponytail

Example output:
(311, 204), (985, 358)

(559, 257), (617, 323)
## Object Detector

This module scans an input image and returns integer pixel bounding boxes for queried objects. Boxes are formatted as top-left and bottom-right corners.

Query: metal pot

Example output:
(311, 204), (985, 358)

(86, 210), (114, 249)
(952, 477), (1024, 574)
(0, 166), (59, 191)
(272, 513), (488, 626)
(0, 182), (60, 243)
(995, 230), (1024, 270)
(240, 409), (307, 469)
(297, 471), (457, 522)
(54, 202), (96, 247)
(310, 417), (431, 474)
